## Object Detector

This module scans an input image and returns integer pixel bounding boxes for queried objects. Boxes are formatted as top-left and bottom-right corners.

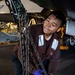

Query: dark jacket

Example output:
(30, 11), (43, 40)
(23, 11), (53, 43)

(13, 24), (60, 75)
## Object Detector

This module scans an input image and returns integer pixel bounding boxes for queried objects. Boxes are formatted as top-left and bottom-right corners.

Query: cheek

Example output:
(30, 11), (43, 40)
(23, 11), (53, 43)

(50, 28), (58, 33)
(44, 21), (48, 26)
(43, 22), (46, 27)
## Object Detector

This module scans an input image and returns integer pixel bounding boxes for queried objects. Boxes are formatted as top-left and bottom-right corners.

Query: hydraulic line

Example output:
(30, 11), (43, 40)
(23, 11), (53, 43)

(5, 0), (48, 75)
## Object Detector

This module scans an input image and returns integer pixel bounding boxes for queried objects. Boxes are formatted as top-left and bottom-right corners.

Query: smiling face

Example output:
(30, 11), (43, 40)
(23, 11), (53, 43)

(43, 14), (62, 37)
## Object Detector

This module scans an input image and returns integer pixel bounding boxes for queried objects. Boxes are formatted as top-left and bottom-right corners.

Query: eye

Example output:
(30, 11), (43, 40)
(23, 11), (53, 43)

(51, 23), (57, 27)
(46, 18), (50, 22)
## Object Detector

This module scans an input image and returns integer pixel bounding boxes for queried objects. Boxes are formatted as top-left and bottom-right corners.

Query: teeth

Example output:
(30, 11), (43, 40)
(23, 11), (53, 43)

(45, 27), (48, 30)
(45, 27), (50, 31)
(45, 28), (49, 32)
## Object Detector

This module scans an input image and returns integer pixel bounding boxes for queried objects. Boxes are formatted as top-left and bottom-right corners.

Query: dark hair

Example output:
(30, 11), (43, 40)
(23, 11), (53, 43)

(49, 10), (66, 27)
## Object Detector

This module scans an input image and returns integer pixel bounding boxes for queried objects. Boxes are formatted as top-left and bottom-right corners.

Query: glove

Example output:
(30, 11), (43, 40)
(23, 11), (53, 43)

(34, 69), (44, 75)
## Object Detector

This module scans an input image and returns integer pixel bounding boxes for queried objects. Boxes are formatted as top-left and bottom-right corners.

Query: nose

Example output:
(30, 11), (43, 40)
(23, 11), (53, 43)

(47, 23), (51, 28)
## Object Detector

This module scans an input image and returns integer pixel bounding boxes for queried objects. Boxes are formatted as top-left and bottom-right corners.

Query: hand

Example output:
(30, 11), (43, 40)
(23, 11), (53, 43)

(34, 69), (43, 75)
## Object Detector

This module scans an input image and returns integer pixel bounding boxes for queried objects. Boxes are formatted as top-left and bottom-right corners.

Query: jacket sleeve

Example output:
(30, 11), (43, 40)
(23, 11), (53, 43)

(18, 45), (37, 74)
(13, 41), (20, 57)
(17, 25), (38, 74)
(27, 63), (37, 74)
(48, 46), (60, 75)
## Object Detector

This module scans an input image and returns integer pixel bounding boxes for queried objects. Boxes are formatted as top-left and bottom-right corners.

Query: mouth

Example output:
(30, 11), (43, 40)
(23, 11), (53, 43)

(44, 26), (50, 32)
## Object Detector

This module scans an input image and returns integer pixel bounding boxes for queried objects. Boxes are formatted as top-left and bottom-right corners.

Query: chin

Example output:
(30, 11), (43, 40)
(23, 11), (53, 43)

(44, 32), (50, 35)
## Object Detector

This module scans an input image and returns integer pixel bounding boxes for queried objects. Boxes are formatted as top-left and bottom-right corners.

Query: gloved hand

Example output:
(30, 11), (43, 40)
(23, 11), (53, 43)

(34, 69), (44, 75)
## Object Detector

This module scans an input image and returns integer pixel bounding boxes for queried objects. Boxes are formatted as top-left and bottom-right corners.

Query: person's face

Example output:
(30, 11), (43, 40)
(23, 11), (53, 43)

(43, 14), (62, 35)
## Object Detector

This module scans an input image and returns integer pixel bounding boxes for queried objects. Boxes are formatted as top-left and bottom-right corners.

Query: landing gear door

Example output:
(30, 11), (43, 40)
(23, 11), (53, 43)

(66, 20), (75, 36)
